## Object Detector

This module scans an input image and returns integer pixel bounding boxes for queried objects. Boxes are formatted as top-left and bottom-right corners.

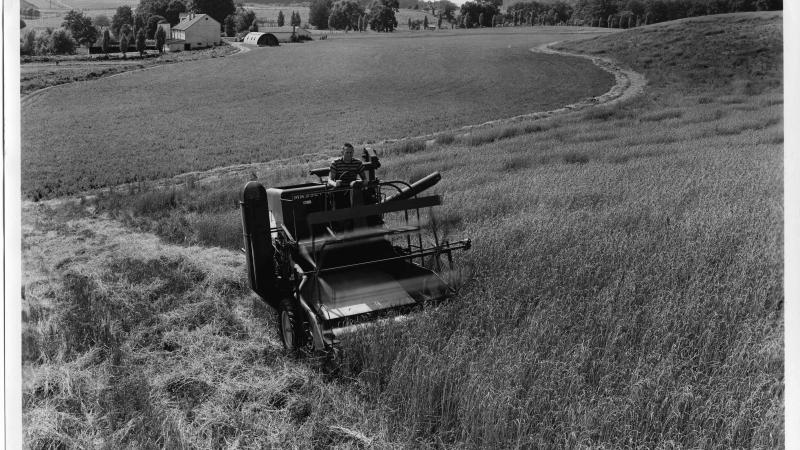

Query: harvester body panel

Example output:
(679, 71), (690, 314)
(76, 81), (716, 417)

(303, 267), (417, 321)
(240, 151), (470, 353)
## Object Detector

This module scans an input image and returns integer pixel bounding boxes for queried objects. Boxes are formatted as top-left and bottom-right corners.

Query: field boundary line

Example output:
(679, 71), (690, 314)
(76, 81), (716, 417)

(377, 40), (647, 146)
(20, 43), (247, 108)
(534, 41), (647, 108)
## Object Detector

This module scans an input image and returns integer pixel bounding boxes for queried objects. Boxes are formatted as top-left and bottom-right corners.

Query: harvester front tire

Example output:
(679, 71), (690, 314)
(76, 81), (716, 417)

(276, 298), (305, 354)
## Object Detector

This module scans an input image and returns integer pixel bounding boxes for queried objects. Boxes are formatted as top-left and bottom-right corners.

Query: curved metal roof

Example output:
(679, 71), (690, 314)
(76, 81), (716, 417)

(243, 32), (279, 46)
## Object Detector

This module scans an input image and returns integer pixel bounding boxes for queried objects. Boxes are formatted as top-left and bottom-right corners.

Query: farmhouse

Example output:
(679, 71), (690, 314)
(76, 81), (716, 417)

(159, 13), (221, 51)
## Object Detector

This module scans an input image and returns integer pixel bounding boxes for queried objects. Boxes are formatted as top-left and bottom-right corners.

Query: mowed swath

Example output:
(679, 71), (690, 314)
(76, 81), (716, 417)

(21, 29), (614, 198)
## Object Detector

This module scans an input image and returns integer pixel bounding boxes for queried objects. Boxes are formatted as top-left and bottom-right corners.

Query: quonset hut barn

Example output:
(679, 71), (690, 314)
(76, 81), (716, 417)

(242, 32), (280, 47)
(243, 27), (312, 46)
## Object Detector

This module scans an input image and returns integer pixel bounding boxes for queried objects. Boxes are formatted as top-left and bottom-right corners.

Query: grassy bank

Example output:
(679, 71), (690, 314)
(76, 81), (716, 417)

(21, 205), (398, 448)
(23, 11), (782, 448)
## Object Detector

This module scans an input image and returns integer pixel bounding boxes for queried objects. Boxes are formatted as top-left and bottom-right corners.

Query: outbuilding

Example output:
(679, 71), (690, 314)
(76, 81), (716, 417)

(258, 26), (312, 43)
(243, 32), (280, 47)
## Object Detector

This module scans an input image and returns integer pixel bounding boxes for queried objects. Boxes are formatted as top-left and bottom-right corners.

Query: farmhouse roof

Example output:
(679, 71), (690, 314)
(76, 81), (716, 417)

(173, 13), (218, 31)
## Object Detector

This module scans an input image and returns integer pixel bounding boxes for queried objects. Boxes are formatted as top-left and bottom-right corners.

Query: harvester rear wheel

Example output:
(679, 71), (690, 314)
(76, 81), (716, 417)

(276, 297), (306, 353)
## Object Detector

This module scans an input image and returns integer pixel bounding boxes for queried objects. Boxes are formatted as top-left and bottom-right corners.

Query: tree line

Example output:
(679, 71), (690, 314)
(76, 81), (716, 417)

(19, 0), (237, 57)
(21, 7), (41, 19)
(460, 0), (781, 29)
(403, 0), (781, 29)
(21, 0), (783, 56)
(21, 6), (168, 57)
(309, 0), (400, 32)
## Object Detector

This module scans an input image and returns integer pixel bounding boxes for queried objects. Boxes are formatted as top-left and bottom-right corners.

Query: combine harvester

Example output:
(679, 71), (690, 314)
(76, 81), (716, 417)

(240, 148), (470, 355)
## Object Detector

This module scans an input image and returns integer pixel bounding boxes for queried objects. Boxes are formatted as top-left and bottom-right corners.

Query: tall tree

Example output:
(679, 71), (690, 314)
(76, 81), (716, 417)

(622, 0), (646, 17)
(277, 10), (285, 26)
(423, 14), (428, 28)
(94, 14), (110, 27)
(101, 28), (111, 55)
(34, 28), (53, 55)
(459, 1), (496, 29)
(223, 14), (235, 36)
(62, 10), (98, 47)
(111, 6), (134, 39)
(155, 25), (166, 52)
(643, 0), (670, 23)
(367, 0), (398, 31)
(134, 14), (147, 34)
(136, 28), (146, 56)
(234, 7), (256, 32)
(574, 0), (616, 24)
(291, 11), (301, 26)
(547, 1), (573, 24)
(309, 0), (333, 29)
(188, 0), (235, 24)
(51, 28), (76, 54)
(146, 15), (166, 38)
(436, 0), (457, 20)
(136, 0), (169, 18)
(329, 0), (364, 30)
(20, 29), (36, 55)
(164, 0), (186, 25)
(119, 23), (131, 56)
(756, 0), (782, 10)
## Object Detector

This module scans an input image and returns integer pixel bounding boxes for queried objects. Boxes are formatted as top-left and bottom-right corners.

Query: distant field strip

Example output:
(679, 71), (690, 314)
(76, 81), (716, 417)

(21, 44), (244, 107)
(22, 29), (614, 199)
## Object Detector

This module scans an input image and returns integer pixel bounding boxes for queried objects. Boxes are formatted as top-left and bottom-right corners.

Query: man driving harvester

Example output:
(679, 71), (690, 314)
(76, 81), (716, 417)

(328, 143), (365, 189)
(327, 143), (368, 229)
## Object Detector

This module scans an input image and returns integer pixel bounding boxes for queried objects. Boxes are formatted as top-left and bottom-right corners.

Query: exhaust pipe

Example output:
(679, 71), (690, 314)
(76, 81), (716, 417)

(383, 172), (441, 203)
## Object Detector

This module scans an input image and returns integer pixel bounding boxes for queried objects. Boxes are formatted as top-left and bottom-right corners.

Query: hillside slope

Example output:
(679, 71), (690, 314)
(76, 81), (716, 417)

(22, 12), (783, 448)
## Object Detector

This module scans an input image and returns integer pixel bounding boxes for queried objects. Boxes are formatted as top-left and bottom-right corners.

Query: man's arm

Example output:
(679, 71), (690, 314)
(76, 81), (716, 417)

(328, 162), (340, 187)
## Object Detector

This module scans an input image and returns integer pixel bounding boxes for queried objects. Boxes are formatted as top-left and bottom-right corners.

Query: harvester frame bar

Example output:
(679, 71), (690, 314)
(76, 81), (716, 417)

(305, 195), (441, 226)
(295, 239), (472, 276)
